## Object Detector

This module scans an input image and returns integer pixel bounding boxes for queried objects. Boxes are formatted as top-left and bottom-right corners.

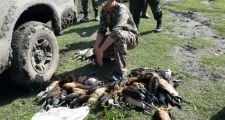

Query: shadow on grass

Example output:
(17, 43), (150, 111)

(54, 61), (116, 83)
(64, 23), (99, 38)
(0, 62), (115, 107)
(210, 107), (225, 120)
(0, 71), (38, 107)
(88, 103), (105, 119)
(139, 30), (155, 36)
(60, 40), (95, 53)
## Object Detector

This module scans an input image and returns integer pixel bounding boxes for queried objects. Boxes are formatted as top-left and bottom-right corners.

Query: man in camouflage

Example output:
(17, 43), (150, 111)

(94, 0), (139, 81)
(129, 0), (162, 32)
(81, 0), (99, 21)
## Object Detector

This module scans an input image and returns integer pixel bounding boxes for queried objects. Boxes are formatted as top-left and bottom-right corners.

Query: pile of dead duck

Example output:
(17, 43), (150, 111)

(35, 67), (190, 120)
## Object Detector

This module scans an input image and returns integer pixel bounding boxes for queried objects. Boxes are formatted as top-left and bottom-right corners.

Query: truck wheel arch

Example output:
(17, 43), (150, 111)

(13, 3), (61, 35)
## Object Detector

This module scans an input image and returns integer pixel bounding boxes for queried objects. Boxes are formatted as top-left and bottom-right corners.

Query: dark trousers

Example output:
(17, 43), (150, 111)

(116, 0), (123, 3)
(130, 0), (162, 28)
(142, 0), (148, 15)
(81, 0), (98, 17)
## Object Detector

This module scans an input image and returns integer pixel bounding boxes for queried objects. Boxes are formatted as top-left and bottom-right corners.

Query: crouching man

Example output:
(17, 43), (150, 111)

(94, 0), (139, 81)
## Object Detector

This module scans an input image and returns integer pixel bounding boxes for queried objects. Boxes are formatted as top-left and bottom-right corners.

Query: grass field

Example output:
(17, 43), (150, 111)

(0, 0), (225, 119)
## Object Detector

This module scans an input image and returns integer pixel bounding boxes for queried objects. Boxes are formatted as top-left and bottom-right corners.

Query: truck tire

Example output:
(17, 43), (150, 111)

(61, 8), (76, 29)
(10, 21), (59, 86)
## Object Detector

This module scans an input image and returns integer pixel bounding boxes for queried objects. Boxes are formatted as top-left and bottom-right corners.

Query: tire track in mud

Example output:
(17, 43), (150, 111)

(161, 0), (184, 8)
(165, 10), (225, 80)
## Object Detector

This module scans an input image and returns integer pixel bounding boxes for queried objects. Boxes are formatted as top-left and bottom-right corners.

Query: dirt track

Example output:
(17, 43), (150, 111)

(164, 7), (225, 80)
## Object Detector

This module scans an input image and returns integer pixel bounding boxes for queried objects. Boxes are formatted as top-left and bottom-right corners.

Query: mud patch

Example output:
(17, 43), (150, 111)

(166, 10), (215, 38)
(174, 46), (211, 80)
(161, 0), (184, 8)
(201, 0), (214, 8)
(166, 10), (225, 80)
(0, 1), (16, 39)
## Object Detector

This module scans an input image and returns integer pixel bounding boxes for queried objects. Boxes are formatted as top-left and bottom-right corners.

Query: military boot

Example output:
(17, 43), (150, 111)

(155, 19), (162, 33)
(141, 13), (150, 19)
(80, 15), (90, 23)
(94, 11), (99, 21)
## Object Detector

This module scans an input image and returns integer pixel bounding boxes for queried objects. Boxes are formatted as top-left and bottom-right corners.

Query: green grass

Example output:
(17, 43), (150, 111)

(0, 81), (40, 120)
(183, 37), (215, 49)
(174, 77), (225, 119)
(203, 0), (225, 38)
(1, 0), (225, 120)
(200, 54), (225, 79)
(0, 97), (39, 120)
(88, 104), (152, 120)
(56, 22), (99, 75)
(201, 55), (225, 69)
(169, 0), (208, 12)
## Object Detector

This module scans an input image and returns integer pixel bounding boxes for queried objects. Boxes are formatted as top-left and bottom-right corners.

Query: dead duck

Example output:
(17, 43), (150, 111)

(88, 87), (106, 104)
(70, 95), (90, 108)
(122, 86), (146, 101)
(125, 96), (146, 109)
(152, 107), (172, 120)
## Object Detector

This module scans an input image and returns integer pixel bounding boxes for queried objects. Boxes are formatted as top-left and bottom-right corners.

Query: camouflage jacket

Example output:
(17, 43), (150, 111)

(98, 3), (138, 38)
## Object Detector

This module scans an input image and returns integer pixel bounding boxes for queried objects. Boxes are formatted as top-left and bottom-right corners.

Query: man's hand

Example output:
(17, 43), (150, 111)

(95, 35), (116, 66)
(94, 34), (116, 66)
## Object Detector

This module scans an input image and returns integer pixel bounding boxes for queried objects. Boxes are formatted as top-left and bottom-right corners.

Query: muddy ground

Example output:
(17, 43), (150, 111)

(162, 2), (225, 81)
(0, 0), (225, 120)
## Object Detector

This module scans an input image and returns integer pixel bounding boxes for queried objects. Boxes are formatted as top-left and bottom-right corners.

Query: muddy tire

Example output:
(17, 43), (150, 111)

(61, 8), (76, 29)
(10, 21), (59, 86)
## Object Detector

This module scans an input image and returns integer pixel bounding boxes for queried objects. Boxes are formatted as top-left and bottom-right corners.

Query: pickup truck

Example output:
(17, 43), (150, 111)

(0, 0), (77, 86)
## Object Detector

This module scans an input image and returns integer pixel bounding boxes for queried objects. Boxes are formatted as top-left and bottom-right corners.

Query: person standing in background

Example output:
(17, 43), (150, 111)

(129, 0), (163, 32)
(141, 1), (150, 19)
(81, 0), (99, 21)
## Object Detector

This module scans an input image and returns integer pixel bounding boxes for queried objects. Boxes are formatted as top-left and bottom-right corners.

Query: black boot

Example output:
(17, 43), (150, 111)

(94, 11), (99, 21)
(141, 13), (150, 19)
(80, 15), (90, 23)
(155, 19), (162, 33)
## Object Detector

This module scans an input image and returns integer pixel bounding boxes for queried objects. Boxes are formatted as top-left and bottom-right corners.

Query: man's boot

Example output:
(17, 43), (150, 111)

(80, 15), (90, 22)
(141, 13), (150, 19)
(94, 11), (99, 21)
(155, 19), (162, 33)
